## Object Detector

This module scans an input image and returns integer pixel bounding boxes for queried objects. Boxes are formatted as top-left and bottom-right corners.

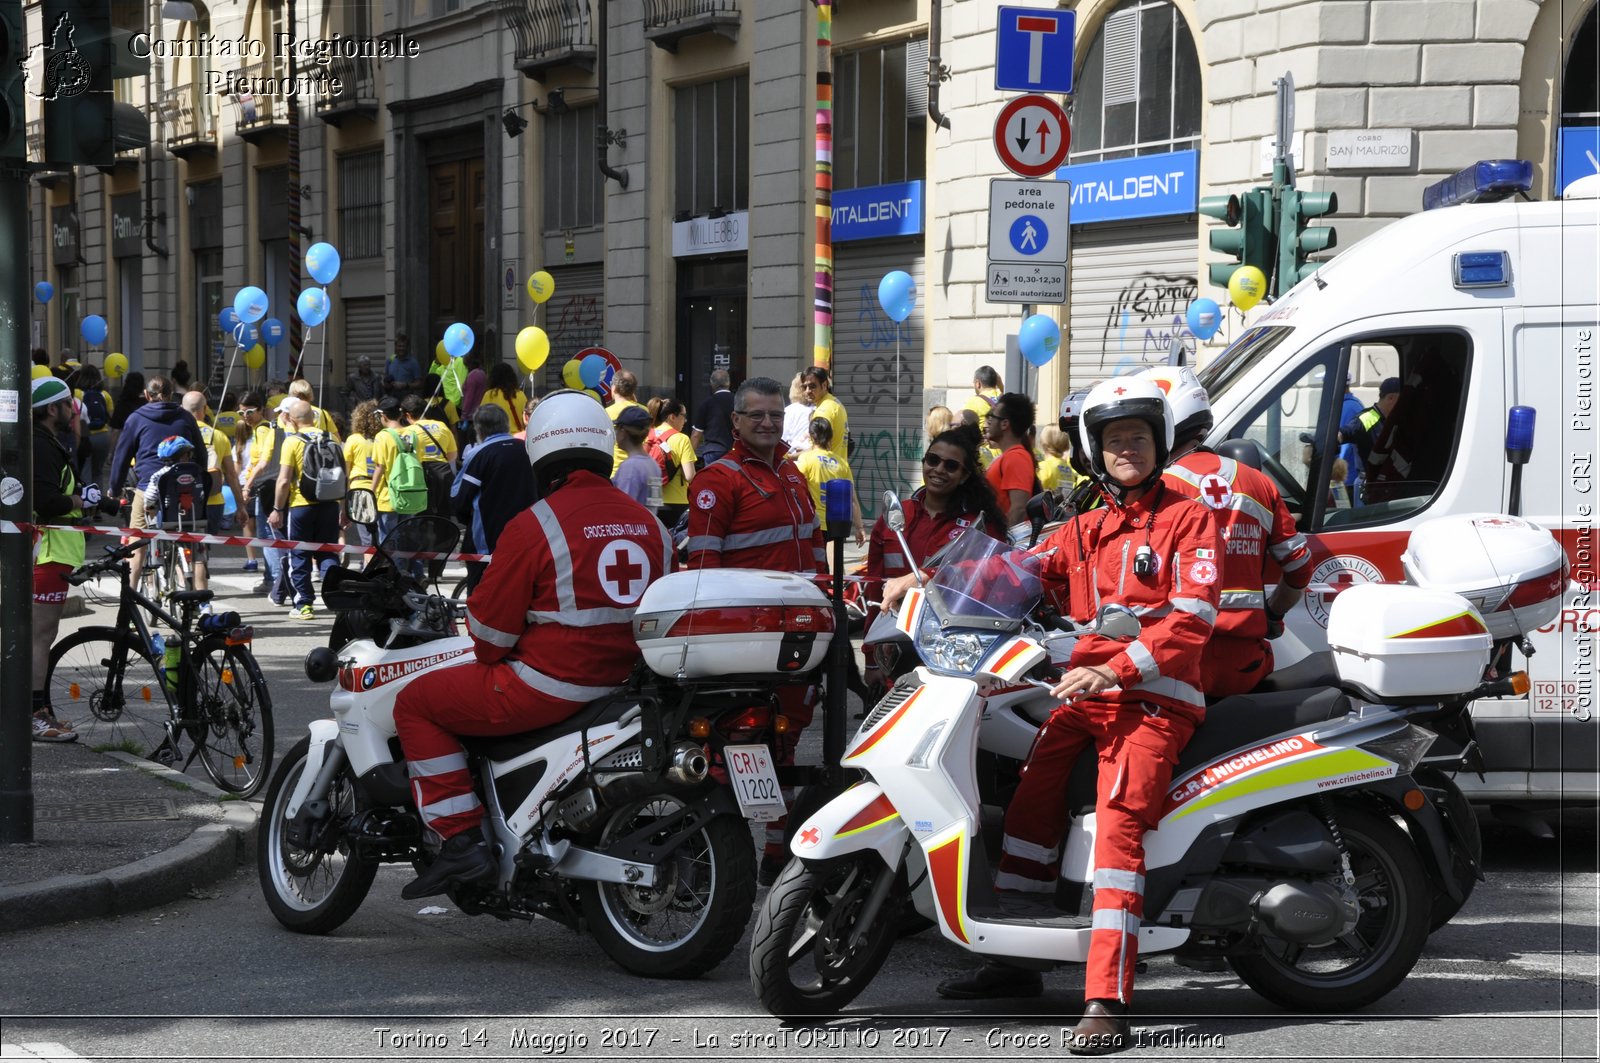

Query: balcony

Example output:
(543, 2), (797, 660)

(160, 85), (219, 160)
(315, 54), (380, 125)
(230, 62), (293, 144)
(644, 0), (739, 52)
(500, 0), (596, 80)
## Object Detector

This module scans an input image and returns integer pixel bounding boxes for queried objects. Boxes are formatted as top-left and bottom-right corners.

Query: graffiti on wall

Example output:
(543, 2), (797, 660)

(835, 281), (925, 517)
(1100, 272), (1198, 376)
(852, 426), (927, 522)
(542, 292), (603, 390)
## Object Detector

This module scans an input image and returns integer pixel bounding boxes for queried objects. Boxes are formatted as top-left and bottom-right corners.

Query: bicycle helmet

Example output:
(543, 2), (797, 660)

(1078, 377), (1174, 498)
(1138, 365), (1212, 446)
(524, 389), (614, 494)
(156, 435), (195, 460)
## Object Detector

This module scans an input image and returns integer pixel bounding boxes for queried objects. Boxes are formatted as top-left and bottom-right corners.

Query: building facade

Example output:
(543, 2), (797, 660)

(26, 0), (1598, 517)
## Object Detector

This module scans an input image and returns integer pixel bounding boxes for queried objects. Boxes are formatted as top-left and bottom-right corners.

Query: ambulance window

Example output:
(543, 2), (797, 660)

(1221, 348), (1340, 526)
(1196, 326), (1296, 407)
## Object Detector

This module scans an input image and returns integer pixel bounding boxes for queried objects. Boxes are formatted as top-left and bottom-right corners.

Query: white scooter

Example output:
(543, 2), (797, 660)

(750, 497), (1529, 1018)
(259, 516), (826, 978)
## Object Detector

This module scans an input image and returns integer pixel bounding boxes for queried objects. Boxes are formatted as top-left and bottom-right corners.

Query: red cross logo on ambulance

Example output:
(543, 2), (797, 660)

(598, 540), (651, 604)
(1307, 555), (1385, 628)
(1198, 473), (1233, 509)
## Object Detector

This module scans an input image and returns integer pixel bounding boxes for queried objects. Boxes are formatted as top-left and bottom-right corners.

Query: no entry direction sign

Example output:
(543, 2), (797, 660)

(993, 94), (1071, 179)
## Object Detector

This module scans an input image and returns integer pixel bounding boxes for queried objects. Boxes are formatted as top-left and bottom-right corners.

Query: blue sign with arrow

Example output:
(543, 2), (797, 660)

(995, 6), (1076, 94)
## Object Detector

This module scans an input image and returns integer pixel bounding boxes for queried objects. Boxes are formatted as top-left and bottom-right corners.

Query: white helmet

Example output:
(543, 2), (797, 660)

(1078, 376), (1175, 494)
(1139, 365), (1212, 445)
(524, 389), (615, 488)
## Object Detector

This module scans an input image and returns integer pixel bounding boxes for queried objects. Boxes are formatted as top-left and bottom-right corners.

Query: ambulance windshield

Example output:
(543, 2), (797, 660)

(1197, 325), (1297, 408)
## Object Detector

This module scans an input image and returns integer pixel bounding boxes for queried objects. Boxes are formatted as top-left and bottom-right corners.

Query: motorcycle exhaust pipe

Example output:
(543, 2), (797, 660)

(596, 743), (709, 807)
(665, 742), (710, 787)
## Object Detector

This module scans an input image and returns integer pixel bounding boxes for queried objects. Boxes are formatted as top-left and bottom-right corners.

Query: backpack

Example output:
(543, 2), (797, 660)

(297, 432), (348, 502)
(412, 423), (456, 515)
(81, 389), (109, 430)
(646, 426), (680, 487)
(384, 429), (430, 514)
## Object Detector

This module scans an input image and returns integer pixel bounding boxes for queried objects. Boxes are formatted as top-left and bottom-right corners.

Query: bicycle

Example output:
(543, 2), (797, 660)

(49, 540), (275, 798)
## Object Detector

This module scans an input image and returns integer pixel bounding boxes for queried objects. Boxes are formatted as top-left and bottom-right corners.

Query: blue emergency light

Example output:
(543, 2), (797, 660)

(1453, 250), (1511, 288)
(822, 479), (854, 542)
(1423, 160), (1534, 210)
(1505, 405), (1536, 462)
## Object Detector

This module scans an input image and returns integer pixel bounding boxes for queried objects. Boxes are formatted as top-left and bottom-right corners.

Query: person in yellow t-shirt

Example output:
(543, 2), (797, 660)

(73, 363), (115, 485)
(288, 379), (342, 440)
(794, 417), (864, 546)
(800, 366), (849, 461)
(1036, 425), (1074, 493)
(181, 391), (244, 595)
(649, 397), (698, 527)
(607, 369), (648, 474)
(271, 399), (341, 619)
(343, 399), (380, 548)
(962, 365), (1004, 439)
(479, 363), (528, 434)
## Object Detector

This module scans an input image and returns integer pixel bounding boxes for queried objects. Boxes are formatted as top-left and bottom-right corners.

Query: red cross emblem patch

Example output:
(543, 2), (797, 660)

(1198, 473), (1232, 509)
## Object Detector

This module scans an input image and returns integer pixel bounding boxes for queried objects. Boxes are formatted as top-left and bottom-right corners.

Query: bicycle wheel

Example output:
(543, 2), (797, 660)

(49, 627), (171, 758)
(190, 637), (275, 798)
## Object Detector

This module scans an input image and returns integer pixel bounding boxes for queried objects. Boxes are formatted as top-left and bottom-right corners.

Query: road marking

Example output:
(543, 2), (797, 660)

(3, 1045), (87, 1061)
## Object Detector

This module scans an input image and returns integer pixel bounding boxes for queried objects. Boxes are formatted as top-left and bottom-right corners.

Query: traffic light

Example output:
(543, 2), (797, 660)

(1200, 188), (1275, 289)
(1278, 188), (1338, 290)
(1, 1), (24, 162)
(41, 0), (150, 168)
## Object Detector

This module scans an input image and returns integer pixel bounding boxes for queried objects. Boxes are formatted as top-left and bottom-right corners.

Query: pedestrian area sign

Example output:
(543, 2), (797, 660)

(987, 178), (1071, 303)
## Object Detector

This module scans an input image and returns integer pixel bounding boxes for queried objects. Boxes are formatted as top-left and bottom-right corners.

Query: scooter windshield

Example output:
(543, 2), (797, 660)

(928, 523), (1044, 624)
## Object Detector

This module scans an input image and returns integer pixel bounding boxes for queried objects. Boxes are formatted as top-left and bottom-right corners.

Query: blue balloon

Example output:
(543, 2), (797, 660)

(1185, 298), (1222, 341)
(305, 242), (342, 286)
(297, 287), (331, 328)
(877, 270), (916, 323)
(1018, 314), (1061, 367)
(579, 353), (607, 389)
(80, 315), (108, 346)
(218, 306), (240, 335)
(233, 286), (269, 324)
(34, 281), (53, 304)
(443, 322), (475, 358)
(260, 318), (286, 348)
(233, 321), (259, 348)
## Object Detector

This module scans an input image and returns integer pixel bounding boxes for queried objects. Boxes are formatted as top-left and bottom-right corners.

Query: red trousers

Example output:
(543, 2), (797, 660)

(1201, 634), (1275, 698)
(392, 661), (579, 841)
(995, 696), (1196, 1004)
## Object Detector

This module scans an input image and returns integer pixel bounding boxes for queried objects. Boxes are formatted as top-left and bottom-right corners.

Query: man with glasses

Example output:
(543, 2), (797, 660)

(798, 366), (849, 461)
(685, 375), (826, 884)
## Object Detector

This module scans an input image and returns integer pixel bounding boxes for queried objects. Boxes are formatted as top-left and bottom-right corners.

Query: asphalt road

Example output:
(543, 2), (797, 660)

(5, 562), (1596, 1061)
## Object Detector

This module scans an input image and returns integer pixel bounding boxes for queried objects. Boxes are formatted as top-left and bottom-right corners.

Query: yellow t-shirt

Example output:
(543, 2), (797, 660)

(1037, 456), (1073, 492)
(409, 418), (457, 464)
(199, 423), (226, 506)
(659, 430), (699, 507)
(480, 391), (528, 432)
(279, 430), (334, 509)
(813, 394), (849, 460)
(963, 388), (1001, 436)
(73, 388), (114, 433)
(266, 393), (288, 416)
(369, 426), (413, 512)
(795, 448), (853, 532)
(608, 398), (647, 473)
(310, 405), (341, 441)
(344, 432), (375, 491)
(244, 422), (283, 486)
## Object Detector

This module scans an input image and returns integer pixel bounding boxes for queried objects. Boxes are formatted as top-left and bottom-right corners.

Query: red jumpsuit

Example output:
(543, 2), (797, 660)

(685, 440), (825, 859)
(1164, 451), (1311, 696)
(995, 483), (1221, 1005)
(393, 471), (673, 841)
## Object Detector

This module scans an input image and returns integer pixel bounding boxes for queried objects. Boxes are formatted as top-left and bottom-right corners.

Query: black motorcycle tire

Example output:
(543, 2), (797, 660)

(750, 854), (899, 1019)
(258, 736), (378, 935)
(1414, 767), (1482, 931)
(579, 799), (755, 979)
(1229, 805), (1431, 1012)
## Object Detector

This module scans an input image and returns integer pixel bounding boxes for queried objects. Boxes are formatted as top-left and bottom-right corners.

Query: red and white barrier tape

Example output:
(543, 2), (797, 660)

(0, 520), (493, 562)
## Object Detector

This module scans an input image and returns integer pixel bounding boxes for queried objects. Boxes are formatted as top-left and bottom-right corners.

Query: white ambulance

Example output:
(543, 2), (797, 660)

(1194, 162), (1598, 813)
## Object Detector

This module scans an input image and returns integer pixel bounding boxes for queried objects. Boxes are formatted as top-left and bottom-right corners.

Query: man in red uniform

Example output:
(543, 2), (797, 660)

(1142, 366), (1311, 696)
(685, 375), (825, 882)
(932, 377), (1222, 1055)
(393, 391), (673, 899)
(983, 392), (1038, 532)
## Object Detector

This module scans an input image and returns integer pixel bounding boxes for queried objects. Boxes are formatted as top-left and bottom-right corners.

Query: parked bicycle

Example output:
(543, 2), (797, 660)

(49, 540), (275, 798)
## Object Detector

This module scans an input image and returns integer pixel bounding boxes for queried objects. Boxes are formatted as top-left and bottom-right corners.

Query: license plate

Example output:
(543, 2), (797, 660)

(725, 744), (786, 822)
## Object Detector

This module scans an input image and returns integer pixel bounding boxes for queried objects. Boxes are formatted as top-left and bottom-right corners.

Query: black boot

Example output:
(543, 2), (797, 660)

(1066, 999), (1130, 1056)
(402, 830), (495, 900)
(935, 960), (1044, 1000)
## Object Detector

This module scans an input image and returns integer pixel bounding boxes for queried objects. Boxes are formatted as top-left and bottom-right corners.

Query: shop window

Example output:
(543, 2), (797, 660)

(1563, 5), (1598, 126)
(833, 36), (928, 190)
(543, 104), (601, 232)
(1069, 0), (1200, 163)
(673, 74), (748, 218)
(339, 150), (384, 260)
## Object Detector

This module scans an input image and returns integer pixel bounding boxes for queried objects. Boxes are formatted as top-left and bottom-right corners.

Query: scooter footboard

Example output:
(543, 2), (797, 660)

(789, 782), (908, 868)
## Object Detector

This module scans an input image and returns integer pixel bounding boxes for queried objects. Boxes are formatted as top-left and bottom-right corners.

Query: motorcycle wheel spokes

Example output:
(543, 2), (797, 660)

(597, 798), (716, 950)
(258, 737), (376, 934)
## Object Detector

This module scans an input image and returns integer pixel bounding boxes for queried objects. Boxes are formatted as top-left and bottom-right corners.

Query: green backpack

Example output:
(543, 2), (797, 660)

(385, 429), (430, 515)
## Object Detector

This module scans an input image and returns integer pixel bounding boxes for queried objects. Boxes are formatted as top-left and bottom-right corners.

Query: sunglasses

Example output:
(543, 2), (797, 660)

(922, 454), (963, 473)
(736, 410), (783, 422)
(238, 407), (259, 414)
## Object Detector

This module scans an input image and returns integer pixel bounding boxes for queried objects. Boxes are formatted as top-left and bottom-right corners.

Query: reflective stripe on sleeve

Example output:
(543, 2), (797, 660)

(723, 525), (803, 551)
(1125, 640), (1160, 683)
(684, 535), (725, 554)
(467, 607), (520, 647)
(1171, 596), (1217, 624)
(1218, 590), (1265, 611)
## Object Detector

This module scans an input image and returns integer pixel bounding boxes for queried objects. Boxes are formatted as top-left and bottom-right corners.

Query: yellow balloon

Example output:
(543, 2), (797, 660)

(1228, 265), (1268, 312)
(527, 270), (556, 304)
(243, 344), (266, 370)
(515, 326), (550, 373)
(583, 388), (603, 403)
(561, 359), (584, 390)
(103, 352), (129, 379)
(31, 363), (51, 380)
(435, 341), (449, 366)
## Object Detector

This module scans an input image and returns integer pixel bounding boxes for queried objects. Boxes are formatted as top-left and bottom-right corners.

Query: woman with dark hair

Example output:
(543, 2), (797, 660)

(860, 424), (1007, 693)
(479, 362), (528, 432)
(106, 371), (147, 478)
(648, 397), (697, 526)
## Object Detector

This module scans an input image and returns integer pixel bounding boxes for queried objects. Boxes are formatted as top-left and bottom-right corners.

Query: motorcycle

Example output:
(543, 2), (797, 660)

(258, 516), (822, 978)
(750, 499), (1528, 1017)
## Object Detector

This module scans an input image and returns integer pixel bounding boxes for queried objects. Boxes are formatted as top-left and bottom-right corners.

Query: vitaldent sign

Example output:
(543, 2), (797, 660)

(672, 211), (750, 258)
(832, 180), (924, 242)
(1055, 149), (1198, 224)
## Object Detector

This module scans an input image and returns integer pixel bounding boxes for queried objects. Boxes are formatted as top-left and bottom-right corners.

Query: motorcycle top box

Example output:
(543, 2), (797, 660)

(1326, 584), (1493, 697)
(633, 569), (835, 679)
(1400, 512), (1569, 641)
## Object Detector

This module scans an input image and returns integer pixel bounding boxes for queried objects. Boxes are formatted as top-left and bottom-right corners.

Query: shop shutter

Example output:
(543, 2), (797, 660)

(538, 263), (605, 393)
(339, 296), (388, 412)
(1064, 219), (1198, 387)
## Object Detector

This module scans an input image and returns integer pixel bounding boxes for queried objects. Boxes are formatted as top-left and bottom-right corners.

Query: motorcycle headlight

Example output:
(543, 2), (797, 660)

(1359, 724), (1438, 774)
(916, 609), (1001, 675)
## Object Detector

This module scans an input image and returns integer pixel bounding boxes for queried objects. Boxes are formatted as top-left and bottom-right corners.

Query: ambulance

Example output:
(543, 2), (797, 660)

(1193, 160), (1598, 815)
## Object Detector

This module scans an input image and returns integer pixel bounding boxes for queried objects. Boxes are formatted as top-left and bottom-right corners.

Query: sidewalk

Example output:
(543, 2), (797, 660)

(0, 740), (258, 934)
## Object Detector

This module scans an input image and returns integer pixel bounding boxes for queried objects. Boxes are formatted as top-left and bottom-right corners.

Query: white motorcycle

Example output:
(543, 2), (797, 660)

(259, 516), (831, 978)
(750, 498), (1538, 1017)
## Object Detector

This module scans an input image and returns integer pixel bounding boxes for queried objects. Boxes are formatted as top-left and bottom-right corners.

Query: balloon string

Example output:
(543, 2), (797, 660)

(215, 342), (242, 415)
(316, 315), (328, 402)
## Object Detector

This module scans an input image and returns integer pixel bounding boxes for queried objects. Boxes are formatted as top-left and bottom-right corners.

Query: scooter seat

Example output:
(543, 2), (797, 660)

(1173, 686), (1351, 781)
(459, 691), (640, 762)
(1251, 651), (1341, 694)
